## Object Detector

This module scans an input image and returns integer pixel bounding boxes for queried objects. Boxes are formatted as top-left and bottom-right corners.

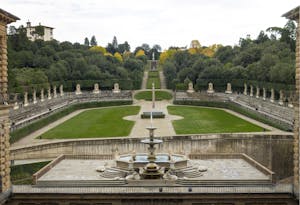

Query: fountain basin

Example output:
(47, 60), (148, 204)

(116, 153), (188, 170)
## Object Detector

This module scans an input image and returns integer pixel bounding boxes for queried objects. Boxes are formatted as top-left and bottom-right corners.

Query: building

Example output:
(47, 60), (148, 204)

(26, 21), (54, 41)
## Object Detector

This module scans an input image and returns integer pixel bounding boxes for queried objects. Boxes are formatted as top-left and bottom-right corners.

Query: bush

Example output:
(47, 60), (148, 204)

(10, 100), (133, 143)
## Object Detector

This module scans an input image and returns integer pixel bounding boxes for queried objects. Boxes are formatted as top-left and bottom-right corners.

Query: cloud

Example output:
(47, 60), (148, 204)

(2, 0), (299, 50)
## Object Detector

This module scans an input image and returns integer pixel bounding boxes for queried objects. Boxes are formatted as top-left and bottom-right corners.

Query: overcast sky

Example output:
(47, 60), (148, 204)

(2, 0), (299, 50)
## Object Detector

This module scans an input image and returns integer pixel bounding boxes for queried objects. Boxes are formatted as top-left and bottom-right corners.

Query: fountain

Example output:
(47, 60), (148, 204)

(117, 83), (187, 179)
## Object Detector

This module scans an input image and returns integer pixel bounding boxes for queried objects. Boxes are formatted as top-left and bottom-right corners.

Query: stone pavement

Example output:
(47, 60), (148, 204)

(124, 100), (182, 137)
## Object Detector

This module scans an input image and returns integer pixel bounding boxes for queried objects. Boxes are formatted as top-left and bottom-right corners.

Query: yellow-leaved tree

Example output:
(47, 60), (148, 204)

(89, 46), (107, 55)
(159, 49), (177, 65)
(114, 52), (123, 62)
(135, 49), (145, 57)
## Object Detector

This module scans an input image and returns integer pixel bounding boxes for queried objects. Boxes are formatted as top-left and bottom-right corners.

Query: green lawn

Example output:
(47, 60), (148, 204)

(167, 106), (264, 134)
(147, 71), (161, 89)
(11, 161), (50, 185)
(135, 91), (173, 101)
(39, 106), (140, 139)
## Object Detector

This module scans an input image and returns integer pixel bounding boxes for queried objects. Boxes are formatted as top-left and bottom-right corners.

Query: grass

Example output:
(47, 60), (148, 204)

(11, 161), (50, 185)
(10, 101), (133, 143)
(39, 106), (140, 139)
(167, 105), (264, 134)
(147, 71), (161, 89)
(135, 91), (173, 101)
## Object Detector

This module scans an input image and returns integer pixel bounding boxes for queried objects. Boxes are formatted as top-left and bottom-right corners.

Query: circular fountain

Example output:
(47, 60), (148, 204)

(116, 126), (187, 179)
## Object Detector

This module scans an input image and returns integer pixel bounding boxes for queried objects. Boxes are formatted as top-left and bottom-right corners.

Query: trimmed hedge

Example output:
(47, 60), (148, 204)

(11, 161), (50, 185)
(173, 100), (291, 132)
(141, 112), (165, 119)
(10, 100), (133, 144)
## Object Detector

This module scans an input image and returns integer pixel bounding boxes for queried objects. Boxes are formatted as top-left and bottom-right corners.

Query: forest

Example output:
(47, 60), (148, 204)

(161, 20), (296, 92)
(7, 19), (296, 94)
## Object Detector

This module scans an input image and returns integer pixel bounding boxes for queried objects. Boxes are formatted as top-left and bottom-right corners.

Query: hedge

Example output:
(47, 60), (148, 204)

(10, 100), (133, 144)
(173, 100), (291, 132)
(11, 161), (50, 185)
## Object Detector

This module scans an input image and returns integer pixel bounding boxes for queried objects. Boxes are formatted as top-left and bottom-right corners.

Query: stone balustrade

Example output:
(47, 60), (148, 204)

(9, 86), (132, 130)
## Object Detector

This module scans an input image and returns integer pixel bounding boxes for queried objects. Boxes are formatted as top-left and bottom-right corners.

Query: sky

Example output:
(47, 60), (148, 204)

(1, 0), (299, 50)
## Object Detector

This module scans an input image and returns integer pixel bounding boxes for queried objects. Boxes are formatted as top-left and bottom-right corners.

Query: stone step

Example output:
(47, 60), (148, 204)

(37, 179), (126, 187)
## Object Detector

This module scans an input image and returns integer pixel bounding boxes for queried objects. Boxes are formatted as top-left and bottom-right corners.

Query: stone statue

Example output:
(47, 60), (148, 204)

(207, 82), (214, 94)
(93, 83), (100, 94)
(33, 90), (37, 104)
(243, 83), (247, 95)
(24, 92), (28, 107)
(75, 84), (82, 95)
(187, 82), (194, 93)
(225, 83), (232, 94)
(47, 87), (52, 100)
(59, 85), (64, 96)
(279, 90), (284, 105)
(113, 83), (121, 93)
(270, 88), (274, 103)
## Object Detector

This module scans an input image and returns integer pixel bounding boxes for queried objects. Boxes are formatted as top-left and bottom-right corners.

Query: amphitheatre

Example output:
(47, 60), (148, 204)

(0, 4), (300, 205)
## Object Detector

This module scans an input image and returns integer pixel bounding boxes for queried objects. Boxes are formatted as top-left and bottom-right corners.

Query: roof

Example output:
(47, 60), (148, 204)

(282, 5), (300, 20)
(28, 25), (54, 29)
(0, 8), (19, 23)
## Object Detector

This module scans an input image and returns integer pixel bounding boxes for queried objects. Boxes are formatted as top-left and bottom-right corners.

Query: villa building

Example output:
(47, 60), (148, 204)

(26, 21), (54, 41)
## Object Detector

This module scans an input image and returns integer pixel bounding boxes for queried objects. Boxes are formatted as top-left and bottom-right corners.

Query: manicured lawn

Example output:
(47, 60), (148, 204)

(39, 106), (140, 139)
(11, 161), (50, 185)
(135, 91), (173, 101)
(167, 106), (264, 134)
(147, 71), (161, 89)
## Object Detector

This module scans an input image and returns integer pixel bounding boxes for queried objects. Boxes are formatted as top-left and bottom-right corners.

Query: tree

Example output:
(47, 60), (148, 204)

(84, 37), (90, 46)
(90, 36), (97, 46)
(114, 52), (123, 62)
(89, 46), (106, 54)
(153, 44), (162, 52)
(135, 49), (145, 57)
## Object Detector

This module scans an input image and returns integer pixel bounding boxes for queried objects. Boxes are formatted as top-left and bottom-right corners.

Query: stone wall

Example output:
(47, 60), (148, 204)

(0, 8), (19, 200)
(10, 134), (294, 181)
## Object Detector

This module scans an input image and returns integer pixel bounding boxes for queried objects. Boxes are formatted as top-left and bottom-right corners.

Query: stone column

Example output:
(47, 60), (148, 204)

(93, 83), (100, 94)
(40, 89), (45, 102)
(249, 85), (253, 97)
(59, 85), (64, 97)
(23, 92), (28, 107)
(243, 83), (247, 95)
(262, 88), (266, 100)
(207, 82), (214, 94)
(33, 90), (37, 104)
(47, 87), (52, 100)
(113, 83), (121, 93)
(225, 83), (232, 94)
(256, 87), (260, 98)
(75, 84), (82, 95)
(270, 88), (275, 103)
(279, 90), (284, 105)
(0, 9), (19, 196)
(53, 86), (57, 98)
